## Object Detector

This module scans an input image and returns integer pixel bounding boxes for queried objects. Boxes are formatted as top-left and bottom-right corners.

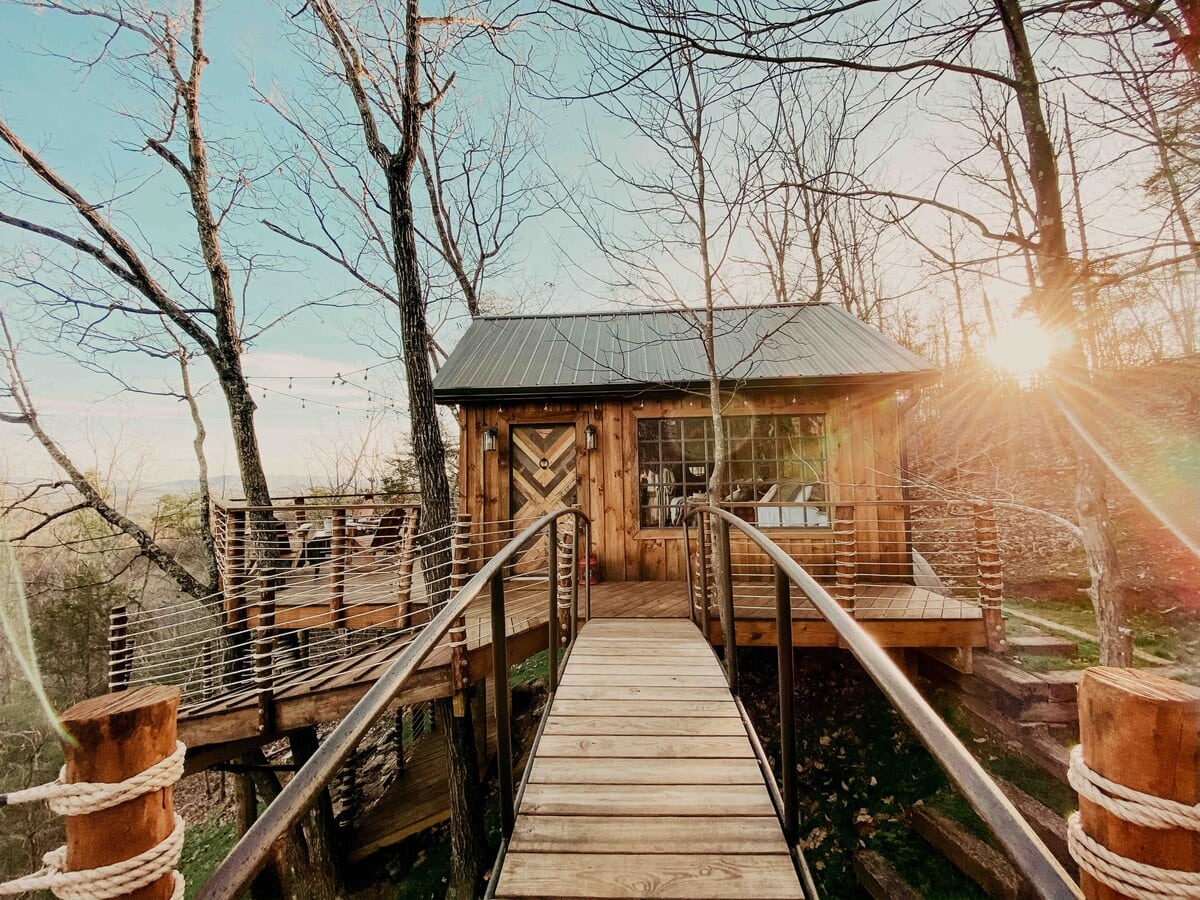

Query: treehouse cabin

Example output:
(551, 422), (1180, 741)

(434, 303), (1005, 652)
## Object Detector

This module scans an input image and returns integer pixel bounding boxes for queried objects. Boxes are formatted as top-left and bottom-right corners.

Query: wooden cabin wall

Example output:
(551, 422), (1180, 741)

(454, 386), (906, 582)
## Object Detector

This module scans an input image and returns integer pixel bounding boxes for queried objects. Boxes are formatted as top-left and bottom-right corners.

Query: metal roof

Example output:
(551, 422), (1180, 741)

(432, 303), (937, 401)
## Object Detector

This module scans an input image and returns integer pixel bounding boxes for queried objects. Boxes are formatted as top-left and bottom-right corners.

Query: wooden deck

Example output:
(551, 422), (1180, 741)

(178, 580), (985, 767)
(494, 617), (802, 899)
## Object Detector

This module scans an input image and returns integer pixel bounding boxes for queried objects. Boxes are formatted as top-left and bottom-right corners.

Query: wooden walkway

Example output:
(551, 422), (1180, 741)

(494, 617), (803, 899)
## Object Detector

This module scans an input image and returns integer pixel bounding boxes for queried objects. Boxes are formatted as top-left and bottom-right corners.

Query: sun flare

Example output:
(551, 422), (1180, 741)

(985, 318), (1054, 378)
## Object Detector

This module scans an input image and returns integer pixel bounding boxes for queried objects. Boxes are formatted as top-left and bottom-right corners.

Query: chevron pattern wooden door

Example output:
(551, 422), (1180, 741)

(510, 424), (578, 574)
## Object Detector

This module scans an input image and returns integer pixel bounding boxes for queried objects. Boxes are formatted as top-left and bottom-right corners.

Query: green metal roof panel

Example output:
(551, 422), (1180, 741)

(433, 303), (936, 401)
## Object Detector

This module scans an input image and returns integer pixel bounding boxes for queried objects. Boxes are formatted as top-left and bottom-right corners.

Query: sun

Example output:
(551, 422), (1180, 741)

(985, 318), (1055, 379)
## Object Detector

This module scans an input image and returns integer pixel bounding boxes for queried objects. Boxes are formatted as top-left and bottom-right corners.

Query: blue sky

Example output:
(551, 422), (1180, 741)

(0, 2), (606, 491)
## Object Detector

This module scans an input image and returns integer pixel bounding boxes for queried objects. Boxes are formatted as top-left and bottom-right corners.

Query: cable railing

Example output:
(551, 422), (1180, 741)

(195, 506), (591, 900)
(682, 504), (1080, 900)
(110, 509), (566, 714)
(695, 498), (1006, 651)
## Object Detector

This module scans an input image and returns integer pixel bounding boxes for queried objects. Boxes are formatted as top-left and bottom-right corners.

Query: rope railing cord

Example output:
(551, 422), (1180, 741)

(1069, 745), (1200, 832)
(1067, 816), (1200, 899)
(0, 742), (187, 900)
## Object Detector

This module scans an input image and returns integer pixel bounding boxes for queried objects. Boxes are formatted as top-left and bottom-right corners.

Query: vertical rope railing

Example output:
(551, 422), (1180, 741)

(449, 514), (472, 716)
(974, 502), (1007, 652)
(108, 604), (131, 693)
(833, 504), (857, 611)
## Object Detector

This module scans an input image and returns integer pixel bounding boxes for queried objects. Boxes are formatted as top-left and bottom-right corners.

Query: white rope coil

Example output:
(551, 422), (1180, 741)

(1068, 813), (1200, 899)
(0, 743), (186, 899)
(1067, 743), (1200, 899)
(1, 741), (185, 818)
(1069, 745), (1200, 832)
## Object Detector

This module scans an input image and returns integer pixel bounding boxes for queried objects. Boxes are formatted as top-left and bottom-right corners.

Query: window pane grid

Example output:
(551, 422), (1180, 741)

(637, 413), (829, 528)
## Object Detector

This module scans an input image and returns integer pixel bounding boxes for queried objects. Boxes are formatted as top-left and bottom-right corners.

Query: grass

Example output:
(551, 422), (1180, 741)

(1004, 596), (1200, 670)
(391, 798), (503, 899)
(178, 812), (237, 900)
(738, 647), (987, 897)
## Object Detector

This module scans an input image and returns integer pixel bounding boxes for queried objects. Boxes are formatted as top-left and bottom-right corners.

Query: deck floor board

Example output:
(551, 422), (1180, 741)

(494, 617), (802, 899)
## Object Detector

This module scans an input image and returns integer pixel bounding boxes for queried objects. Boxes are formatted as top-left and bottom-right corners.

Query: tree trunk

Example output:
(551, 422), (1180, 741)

(282, 728), (343, 900)
(436, 695), (486, 898)
(381, 1), (486, 892)
(996, 0), (1131, 665)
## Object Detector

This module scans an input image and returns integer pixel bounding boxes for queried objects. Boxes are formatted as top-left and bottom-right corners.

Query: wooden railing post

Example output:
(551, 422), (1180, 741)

(253, 596), (276, 733)
(717, 516), (738, 694)
(395, 507), (420, 629)
(60, 685), (181, 900)
(696, 515), (712, 641)
(556, 524), (574, 648)
(449, 514), (471, 716)
(834, 504), (857, 610)
(329, 507), (346, 630)
(974, 502), (1007, 653)
(227, 508), (251, 680)
(548, 524), (560, 692)
(774, 566), (797, 844)
(490, 574), (515, 839)
(107, 604), (131, 692)
(1075, 668), (1200, 899)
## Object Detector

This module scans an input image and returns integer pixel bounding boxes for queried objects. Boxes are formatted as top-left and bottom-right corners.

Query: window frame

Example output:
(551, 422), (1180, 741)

(633, 411), (831, 533)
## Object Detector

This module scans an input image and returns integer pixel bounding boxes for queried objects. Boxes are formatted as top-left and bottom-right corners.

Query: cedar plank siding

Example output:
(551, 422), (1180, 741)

(456, 386), (906, 583)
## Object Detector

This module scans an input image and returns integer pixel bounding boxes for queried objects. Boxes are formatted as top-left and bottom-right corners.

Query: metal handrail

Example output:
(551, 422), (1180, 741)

(683, 505), (1082, 900)
(197, 507), (591, 900)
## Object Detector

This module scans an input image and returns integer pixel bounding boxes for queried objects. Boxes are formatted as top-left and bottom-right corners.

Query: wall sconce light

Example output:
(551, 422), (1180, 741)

(482, 427), (498, 453)
(584, 424), (598, 451)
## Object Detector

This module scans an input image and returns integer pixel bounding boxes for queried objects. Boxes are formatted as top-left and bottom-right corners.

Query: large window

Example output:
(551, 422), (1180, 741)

(636, 414), (828, 528)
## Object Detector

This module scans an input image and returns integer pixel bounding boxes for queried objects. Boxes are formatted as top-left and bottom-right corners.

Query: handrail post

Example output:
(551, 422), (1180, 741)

(582, 517), (591, 625)
(719, 517), (738, 694)
(557, 523), (574, 649)
(329, 506), (346, 630)
(253, 596), (276, 733)
(490, 573), (515, 839)
(834, 504), (857, 610)
(395, 507), (420, 629)
(547, 524), (559, 693)
(775, 565), (797, 844)
(696, 514), (712, 641)
(107, 604), (131, 692)
(227, 508), (250, 680)
(449, 514), (472, 714)
(974, 503), (1007, 653)
(683, 512), (695, 625)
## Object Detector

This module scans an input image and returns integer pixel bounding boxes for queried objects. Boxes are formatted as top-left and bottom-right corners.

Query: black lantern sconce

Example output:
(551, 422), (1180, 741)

(584, 424), (598, 452)
(482, 427), (498, 453)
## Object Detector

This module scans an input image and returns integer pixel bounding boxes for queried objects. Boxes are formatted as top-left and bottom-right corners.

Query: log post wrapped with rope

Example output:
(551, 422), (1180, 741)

(448, 514), (472, 713)
(1071, 667), (1200, 899)
(973, 502), (1007, 653)
(833, 505), (857, 610)
(0, 685), (186, 900)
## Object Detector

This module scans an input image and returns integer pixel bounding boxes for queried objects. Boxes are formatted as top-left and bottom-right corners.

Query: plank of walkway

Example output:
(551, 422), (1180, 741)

(507, 815), (784, 853)
(553, 685), (734, 702)
(520, 783), (776, 816)
(535, 735), (755, 758)
(559, 673), (730, 688)
(544, 715), (747, 737)
(549, 699), (739, 717)
(527, 757), (762, 785)
(494, 852), (802, 899)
